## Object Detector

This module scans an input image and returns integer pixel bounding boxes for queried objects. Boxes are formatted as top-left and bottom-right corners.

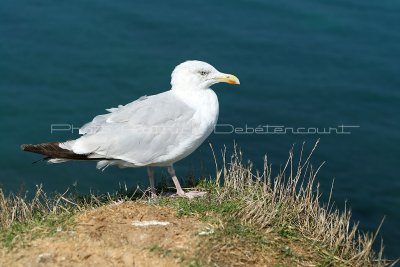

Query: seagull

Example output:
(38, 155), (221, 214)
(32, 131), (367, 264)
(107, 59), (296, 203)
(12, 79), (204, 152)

(21, 60), (240, 198)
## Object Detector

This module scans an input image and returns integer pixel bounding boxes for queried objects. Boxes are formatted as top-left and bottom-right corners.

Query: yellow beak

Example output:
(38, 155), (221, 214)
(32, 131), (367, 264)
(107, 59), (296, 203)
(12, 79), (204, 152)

(215, 73), (240, 85)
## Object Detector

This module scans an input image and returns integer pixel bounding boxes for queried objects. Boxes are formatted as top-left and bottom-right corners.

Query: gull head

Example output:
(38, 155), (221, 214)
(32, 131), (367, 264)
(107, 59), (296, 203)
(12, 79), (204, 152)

(171, 60), (240, 90)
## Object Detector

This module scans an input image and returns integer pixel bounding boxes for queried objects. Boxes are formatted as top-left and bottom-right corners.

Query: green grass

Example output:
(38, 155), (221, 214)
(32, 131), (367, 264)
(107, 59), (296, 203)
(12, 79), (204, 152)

(148, 242), (204, 265)
(1, 142), (397, 266)
(0, 212), (74, 248)
(156, 192), (240, 219)
(317, 256), (335, 267)
(159, 194), (268, 245)
(277, 222), (297, 239)
(155, 194), (320, 266)
(148, 243), (173, 257)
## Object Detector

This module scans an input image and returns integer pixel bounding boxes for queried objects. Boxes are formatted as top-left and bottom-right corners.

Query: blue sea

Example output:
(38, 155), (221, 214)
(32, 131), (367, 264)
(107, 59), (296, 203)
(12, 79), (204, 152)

(1, 0), (399, 259)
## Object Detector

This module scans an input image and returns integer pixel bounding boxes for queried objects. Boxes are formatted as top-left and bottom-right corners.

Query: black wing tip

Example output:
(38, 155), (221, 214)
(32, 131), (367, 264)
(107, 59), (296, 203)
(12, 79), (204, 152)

(21, 144), (30, 151)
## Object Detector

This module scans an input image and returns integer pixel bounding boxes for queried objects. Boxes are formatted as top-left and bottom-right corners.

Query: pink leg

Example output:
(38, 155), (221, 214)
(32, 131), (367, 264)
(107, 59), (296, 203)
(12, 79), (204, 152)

(167, 165), (185, 196)
(167, 165), (207, 199)
(147, 167), (157, 198)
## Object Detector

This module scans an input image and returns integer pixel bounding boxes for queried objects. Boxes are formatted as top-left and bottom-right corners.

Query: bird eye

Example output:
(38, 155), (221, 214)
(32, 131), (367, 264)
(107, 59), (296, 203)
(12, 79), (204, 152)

(199, 71), (209, 76)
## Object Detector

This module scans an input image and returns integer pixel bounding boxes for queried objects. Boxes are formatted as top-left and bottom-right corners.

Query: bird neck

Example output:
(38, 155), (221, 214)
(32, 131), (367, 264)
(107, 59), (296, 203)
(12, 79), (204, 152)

(171, 85), (207, 102)
(171, 86), (217, 108)
(171, 84), (207, 92)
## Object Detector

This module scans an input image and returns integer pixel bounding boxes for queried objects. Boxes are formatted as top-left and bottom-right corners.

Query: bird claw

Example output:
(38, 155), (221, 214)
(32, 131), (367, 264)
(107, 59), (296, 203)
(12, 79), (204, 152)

(185, 191), (207, 199)
(175, 191), (207, 199)
(161, 190), (207, 199)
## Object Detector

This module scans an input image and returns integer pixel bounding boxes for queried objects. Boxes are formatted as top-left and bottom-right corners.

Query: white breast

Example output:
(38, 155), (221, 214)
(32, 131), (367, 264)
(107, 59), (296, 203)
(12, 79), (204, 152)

(173, 88), (219, 136)
(162, 88), (219, 164)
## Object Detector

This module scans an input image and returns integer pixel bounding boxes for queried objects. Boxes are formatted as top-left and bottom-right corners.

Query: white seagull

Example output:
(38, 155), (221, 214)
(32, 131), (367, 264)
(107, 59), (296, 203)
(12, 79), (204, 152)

(21, 60), (240, 198)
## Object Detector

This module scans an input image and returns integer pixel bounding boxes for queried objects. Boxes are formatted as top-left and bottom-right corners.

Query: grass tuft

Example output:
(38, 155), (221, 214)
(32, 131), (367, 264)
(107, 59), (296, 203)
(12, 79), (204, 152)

(205, 141), (397, 266)
(0, 141), (398, 266)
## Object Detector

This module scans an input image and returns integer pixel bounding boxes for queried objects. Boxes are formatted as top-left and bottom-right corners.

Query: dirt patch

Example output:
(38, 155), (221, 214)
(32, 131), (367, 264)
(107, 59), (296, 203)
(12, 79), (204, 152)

(0, 200), (324, 267)
(1, 201), (206, 267)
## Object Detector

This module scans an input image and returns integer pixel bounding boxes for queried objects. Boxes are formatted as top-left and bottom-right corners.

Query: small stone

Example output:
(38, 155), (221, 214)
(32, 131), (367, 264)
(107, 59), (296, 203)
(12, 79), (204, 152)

(198, 227), (214, 236)
(37, 253), (52, 263)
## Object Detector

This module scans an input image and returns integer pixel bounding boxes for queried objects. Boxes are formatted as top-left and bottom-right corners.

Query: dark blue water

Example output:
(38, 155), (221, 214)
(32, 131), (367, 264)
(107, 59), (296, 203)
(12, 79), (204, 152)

(1, 0), (399, 259)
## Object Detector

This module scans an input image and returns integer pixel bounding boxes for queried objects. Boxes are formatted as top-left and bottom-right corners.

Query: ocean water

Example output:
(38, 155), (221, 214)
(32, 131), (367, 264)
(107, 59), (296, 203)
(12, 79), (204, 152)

(1, 0), (399, 259)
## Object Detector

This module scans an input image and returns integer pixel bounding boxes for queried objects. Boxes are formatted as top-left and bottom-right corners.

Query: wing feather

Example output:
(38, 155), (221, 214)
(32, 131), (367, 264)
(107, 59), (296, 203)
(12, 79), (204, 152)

(68, 91), (198, 166)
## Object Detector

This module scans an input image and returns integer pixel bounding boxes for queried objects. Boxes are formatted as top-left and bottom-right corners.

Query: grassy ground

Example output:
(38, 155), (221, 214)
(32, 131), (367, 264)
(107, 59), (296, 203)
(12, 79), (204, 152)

(0, 143), (397, 266)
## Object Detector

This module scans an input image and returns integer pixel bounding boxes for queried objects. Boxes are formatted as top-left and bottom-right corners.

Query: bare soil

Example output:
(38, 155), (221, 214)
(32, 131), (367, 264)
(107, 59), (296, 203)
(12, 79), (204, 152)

(0, 201), (206, 267)
(0, 201), (322, 267)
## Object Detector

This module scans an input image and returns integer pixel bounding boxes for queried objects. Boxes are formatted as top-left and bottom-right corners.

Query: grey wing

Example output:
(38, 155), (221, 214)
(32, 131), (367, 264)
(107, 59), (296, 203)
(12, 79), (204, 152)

(68, 91), (197, 165)
(79, 95), (149, 135)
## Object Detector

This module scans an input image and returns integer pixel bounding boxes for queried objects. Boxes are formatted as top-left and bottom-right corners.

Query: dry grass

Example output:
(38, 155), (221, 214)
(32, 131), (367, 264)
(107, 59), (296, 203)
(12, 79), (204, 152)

(0, 184), (145, 230)
(0, 184), (146, 248)
(0, 141), (398, 266)
(210, 140), (397, 266)
(0, 186), (67, 228)
(1, 187), (93, 229)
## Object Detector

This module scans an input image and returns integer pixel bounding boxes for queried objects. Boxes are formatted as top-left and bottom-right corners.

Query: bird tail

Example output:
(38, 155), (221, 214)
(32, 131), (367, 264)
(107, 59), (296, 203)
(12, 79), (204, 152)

(21, 142), (98, 162)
